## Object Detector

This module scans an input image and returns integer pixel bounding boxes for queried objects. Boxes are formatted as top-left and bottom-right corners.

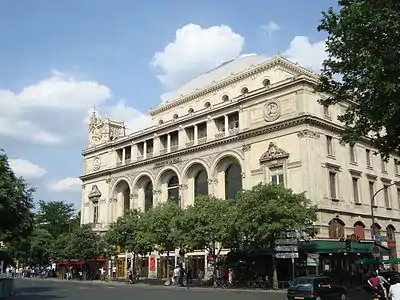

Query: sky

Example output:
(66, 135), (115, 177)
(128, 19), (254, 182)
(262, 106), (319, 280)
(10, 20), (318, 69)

(0, 0), (337, 209)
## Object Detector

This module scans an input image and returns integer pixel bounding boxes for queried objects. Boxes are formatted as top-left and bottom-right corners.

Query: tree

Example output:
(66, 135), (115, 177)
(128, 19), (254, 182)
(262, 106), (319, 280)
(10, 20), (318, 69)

(36, 200), (76, 237)
(68, 225), (104, 261)
(182, 196), (239, 273)
(141, 201), (183, 279)
(104, 210), (153, 258)
(0, 150), (35, 242)
(316, 0), (400, 159)
(235, 183), (317, 289)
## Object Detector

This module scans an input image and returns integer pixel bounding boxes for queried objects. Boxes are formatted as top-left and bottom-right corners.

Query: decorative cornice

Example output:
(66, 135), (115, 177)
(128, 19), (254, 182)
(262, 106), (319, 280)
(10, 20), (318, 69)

(297, 129), (320, 139)
(149, 56), (318, 116)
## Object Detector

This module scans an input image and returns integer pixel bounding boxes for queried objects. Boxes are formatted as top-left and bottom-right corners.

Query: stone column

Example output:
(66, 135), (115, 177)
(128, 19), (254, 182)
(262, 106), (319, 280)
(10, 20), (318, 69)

(131, 143), (137, 162)
(224, 115), (229, 136)
(143, 141), (147, 159)
(167, 134), (171, 153)
(122, 148), (126, 165)
(206, 117), (215, 138)
(178, 127), (186, 148)
(242, 144), (252, 189)
(153, 134), (160, 155)
(194, 125), (198, 145)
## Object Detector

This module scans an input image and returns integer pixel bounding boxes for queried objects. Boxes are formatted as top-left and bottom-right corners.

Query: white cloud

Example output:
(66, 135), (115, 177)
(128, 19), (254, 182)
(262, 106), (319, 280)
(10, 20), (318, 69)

(8, 158), (47, 180)
(261, 21), (280, 36)
(283, 36), (327, 72)
(0, 71), (151, 145)
(49, 177), (82, 193)
(151, 23), (245, 91)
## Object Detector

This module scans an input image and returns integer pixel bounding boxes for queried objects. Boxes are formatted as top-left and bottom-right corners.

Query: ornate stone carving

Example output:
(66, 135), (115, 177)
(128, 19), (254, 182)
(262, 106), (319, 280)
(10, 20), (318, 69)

(88, 110), (125, 148)
(263, 99), (281, 122)
(153, 189), (162, 195)
(105, 178), (112, 183)
(153, 157), (182, 169)
(208, 178), (218, 184)
(242, 144), (251, 152)
(179, 184), (188, 190)
(259, 142), (289, 163)
(88, 185), (102, 203)
(93, 156), (101, 171)
(297, 129), (321, 139)
(130, 193), (138, 199)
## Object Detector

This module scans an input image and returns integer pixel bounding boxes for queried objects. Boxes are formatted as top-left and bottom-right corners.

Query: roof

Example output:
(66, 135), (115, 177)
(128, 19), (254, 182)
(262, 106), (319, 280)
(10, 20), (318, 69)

(161, 54), (270, 103)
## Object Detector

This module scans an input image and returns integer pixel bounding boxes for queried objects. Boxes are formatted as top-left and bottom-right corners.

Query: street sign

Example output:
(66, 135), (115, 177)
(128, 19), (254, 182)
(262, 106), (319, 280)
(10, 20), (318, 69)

(275, 252), (299, 259)
(373, 235), (389, 242)
(372, 245), (381, 258)
(275, 245), (298, 252)
(276, 239), (298, 245)
(308, 253), (320, 259)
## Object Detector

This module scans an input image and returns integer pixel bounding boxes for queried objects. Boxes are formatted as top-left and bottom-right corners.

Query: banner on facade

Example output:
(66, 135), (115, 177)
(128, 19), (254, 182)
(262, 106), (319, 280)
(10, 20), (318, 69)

(149, 256), (156, 272)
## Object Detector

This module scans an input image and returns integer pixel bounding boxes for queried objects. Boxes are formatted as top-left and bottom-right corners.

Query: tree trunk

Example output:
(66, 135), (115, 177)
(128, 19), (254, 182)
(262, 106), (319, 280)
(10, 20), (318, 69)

(272, 253), (278, 289)
(166, 250), (170, 280)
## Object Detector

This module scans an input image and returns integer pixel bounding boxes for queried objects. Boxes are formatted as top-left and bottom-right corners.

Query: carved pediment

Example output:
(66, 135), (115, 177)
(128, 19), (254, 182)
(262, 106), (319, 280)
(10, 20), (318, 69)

(259, 142), (289, 163)
(88, 185), (102, 203)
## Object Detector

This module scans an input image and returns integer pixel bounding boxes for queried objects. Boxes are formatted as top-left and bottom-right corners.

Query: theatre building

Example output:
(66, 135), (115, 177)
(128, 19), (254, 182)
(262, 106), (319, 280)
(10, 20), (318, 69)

(80, 54), (400, 278)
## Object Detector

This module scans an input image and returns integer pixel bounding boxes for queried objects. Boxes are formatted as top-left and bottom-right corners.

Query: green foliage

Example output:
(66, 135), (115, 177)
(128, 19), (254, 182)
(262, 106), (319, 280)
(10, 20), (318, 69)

(36, 200), (76, 237)
(65, 225), (104, 261)
(316, 0), (400, 158)
(104, 209), (153, 256)
(235, 183), (317, 249)
(142, 201), (183, 254)
(0, 150), (35, 241)
(182, 195), (238, 257)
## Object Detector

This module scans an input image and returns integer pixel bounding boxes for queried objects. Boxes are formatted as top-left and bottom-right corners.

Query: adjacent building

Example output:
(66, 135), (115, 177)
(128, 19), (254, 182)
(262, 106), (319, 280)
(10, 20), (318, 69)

(80, 54), (400, 277)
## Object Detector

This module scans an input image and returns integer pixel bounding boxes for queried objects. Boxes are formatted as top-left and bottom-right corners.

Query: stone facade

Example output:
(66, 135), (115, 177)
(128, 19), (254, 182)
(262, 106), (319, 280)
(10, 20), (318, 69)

(80, 55), (400, 257)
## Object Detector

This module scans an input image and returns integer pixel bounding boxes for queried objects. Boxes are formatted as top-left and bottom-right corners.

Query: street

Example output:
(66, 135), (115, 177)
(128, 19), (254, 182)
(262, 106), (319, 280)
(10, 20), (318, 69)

(10, 278), (368, 300)
(10, 279), (287, 300)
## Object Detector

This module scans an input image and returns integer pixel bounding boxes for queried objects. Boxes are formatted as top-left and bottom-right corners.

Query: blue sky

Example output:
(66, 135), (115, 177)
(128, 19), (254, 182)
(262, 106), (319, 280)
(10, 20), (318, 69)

(0, 0), (337, 209)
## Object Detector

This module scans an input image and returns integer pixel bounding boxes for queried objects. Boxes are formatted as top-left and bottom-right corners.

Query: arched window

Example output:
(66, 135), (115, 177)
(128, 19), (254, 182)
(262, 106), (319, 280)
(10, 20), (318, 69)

(387, 225), (396, 241)
(241, 87), (249, 95)
(372, 223), (381, 237)
(204, 102), (211, 109)
(222, 94), (229, 102)
(188, 108), (194, 114)
(195, 169), (208, 198)
(262, 78), (271, 87)
(173, 114), (179, 120)
(167, 175), (180, 205)
(328, 218), (345, 239)
(144, 182), (153, 212)
(225, 163), (242, 200)
(354, 221), (365, 240)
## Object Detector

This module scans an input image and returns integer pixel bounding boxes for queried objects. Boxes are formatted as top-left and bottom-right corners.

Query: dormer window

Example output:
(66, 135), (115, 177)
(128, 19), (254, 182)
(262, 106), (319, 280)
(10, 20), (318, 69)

(241, 87), (249, 95)
(204, 101), (211, 109)
(173, 114), (179, 120)
(222, 94), (229, 102)
(262, 78), (271, 87)
(188, 108), (194, 114)
(158, 120), (164, 125)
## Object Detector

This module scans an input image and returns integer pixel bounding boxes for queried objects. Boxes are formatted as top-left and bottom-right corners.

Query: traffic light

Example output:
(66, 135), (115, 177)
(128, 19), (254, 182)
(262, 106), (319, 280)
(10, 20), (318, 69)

(345, 239), (351, 251)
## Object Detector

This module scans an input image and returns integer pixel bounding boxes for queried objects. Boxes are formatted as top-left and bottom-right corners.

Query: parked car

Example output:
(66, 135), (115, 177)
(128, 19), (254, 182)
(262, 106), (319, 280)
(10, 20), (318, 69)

(287, 276), (347, 300)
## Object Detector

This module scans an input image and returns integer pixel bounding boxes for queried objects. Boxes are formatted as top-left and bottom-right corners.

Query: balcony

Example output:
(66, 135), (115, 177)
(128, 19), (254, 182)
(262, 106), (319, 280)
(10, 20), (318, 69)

(186, 141), (194, 147)
(198, 137), (207, 144)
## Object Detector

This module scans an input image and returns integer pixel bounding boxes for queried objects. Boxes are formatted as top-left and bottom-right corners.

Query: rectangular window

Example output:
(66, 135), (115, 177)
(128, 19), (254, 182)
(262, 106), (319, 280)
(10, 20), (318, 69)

(352, 177), (359, 203)
(384, 185), (391, 208)
(366, 149), (371, 167)
(270, 167), (284, 186)
(323, 105), (330, 117)
(350, 145), (356, 163)
(326, 136), (333, 156)
(329, 172), (337, 199)
(369, 181), (376, 206)
(397, 188), (400, 209)
(381, 157), (387, 172)
(93, 205), (99, 224)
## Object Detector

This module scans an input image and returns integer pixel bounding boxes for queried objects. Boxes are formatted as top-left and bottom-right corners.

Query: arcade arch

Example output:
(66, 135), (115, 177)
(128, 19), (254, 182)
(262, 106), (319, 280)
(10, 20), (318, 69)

(213, 156), (242, 200)
(158, 169), (181, 206)
(113, 179), (131, 219)
(134, 175), (154, 212)
(184, 163), (209, 205)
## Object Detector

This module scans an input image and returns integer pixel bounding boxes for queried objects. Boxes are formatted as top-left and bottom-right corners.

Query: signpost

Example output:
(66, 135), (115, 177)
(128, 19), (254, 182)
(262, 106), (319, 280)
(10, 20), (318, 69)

(373, 235), (389, 242)
(275, 230), (299, 281)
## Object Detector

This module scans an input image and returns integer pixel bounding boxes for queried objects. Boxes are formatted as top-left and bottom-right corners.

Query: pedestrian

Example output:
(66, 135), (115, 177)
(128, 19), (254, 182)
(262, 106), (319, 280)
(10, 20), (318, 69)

(112, 266), (116, 280)
(186, 266), (192, 284)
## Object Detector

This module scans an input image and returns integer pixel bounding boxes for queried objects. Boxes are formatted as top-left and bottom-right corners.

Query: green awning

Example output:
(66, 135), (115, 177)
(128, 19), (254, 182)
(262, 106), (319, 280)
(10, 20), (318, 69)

(299, 240), (390, 255)
(382, 258), (400, 264)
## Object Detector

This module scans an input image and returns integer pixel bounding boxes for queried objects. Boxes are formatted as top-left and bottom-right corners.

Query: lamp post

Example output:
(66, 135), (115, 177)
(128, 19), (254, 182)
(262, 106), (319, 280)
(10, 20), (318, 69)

(370, 181), (400, 239)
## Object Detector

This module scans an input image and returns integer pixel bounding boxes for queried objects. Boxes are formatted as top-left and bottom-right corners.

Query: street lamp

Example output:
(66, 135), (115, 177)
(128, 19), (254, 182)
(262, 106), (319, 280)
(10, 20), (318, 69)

(370, 180), (400, 239)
